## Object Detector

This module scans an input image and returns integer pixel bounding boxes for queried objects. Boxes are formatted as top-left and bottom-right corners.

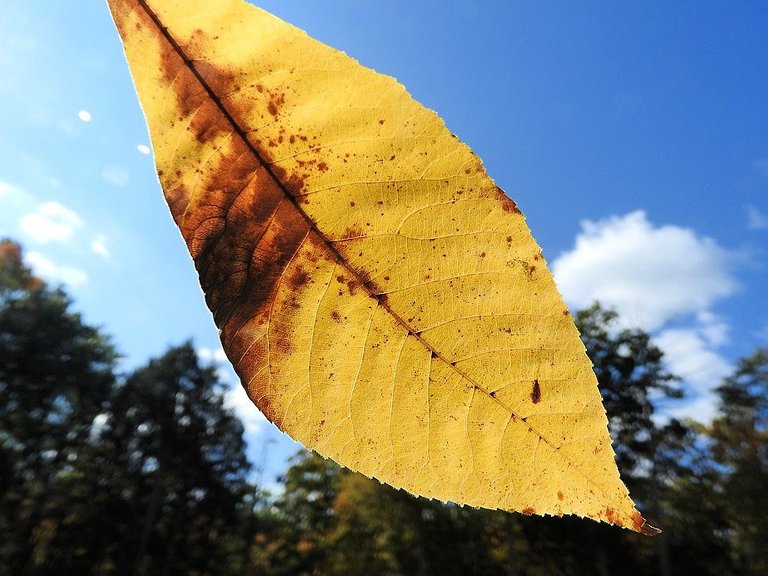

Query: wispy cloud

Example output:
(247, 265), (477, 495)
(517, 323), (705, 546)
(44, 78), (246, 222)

(101, 165), (130, 188)
(552, 210), (739, 422)
(25, 251), (87, 287)
(0, 180), (31, 204)
(747, 206), (768, 231)
(78, 110), (92, 123)
(19, 201), (84, 243)
(137, 144), (151, 155)
(91, 235), (111, 259)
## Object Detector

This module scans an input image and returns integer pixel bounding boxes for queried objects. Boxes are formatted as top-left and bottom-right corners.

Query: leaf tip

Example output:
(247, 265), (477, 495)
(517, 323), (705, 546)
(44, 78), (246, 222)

(634, 513), (662, 536)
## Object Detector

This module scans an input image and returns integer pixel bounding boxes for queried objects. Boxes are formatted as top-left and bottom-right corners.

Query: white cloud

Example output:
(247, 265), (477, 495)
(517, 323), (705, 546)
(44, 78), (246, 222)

(226, 383), (268, 437)
(197, 346), (268, 436)
(19, 201), (84, 243)
(695, 311), (729, 347)
(747, 206), (768, 231)
(91, 235), (110, 259)
(552, 210), (737, 331)
(137, 144), (151, 155)
(654, 328), (732, 422)
(24, 251), (87, 287)
(552, 210), (740, 423)
(198, 346), (229, 364)
(78, 110), (92, 122)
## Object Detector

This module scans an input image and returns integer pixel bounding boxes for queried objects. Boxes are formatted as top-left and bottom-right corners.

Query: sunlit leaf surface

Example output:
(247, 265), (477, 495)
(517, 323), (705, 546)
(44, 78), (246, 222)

(107, 0), (658, 533)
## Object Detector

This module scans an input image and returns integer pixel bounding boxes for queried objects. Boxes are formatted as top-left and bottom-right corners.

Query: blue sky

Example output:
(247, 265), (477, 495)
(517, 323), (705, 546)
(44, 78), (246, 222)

(1, 1), (766, 485)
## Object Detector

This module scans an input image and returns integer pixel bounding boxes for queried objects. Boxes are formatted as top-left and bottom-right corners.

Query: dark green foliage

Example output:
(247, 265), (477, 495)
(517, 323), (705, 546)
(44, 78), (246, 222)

(710, 349), (768, 575)
(0, 240), (251, 575)
(0, 240), (118, 575)
(1, 237), (766, 575)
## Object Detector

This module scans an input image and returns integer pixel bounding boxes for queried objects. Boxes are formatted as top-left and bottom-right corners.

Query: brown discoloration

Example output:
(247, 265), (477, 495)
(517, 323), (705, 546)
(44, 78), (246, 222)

(346, 279), (359, 296)
(317, 161), (328, 172)
(531, 379), (541, 403)
(288, 265), (310, 289)
(331, 310), (341, 322)
(522, 507), (535, 516)
(270, 163), (306, 196)
(605, 507), (617, 524)
(632, 512), (644, 531)
(274, 336), (293, 355)
(557, 491), (564, 501)
(633, 512), (660, 535)
(342, 225), (362, 239)
(267, 92), (286, 116)
(495, 187), (522, 214)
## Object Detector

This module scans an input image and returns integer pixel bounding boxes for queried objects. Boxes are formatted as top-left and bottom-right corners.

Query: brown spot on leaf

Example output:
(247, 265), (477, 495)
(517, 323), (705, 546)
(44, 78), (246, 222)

(342, 225), (362, 239)
(557, 491), (564, 501)
(531, 379), (541, 404)
(378, 119), (385, 125)
(495, 187), (521, 214)
(605, 507), (617, 524)
(288, 265), (310, 290)
(267, 92), (285, 116)
(522, 507), (535, 516)
(331, 310), (341, 322)
(317, 161), (328, 172)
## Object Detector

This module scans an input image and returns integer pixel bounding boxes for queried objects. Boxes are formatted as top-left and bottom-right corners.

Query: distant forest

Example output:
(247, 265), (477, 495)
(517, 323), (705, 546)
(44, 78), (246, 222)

(1, 238), (766, 576)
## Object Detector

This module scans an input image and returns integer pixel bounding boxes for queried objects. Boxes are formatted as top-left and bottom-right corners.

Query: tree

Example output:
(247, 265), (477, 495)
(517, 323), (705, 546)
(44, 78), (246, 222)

(709, 348), (768, 575)
(0, 240), (254, 575)
(0, 240), (118, 575)
(104, 343), (252, 576)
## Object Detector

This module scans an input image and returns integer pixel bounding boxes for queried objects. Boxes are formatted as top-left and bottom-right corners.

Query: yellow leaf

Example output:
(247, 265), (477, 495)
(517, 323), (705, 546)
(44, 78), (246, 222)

(107, 0), (658, 534)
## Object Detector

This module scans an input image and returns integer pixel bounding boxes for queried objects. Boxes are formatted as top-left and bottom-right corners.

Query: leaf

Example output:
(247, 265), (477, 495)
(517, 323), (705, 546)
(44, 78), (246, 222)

(107, 0), (658, 534)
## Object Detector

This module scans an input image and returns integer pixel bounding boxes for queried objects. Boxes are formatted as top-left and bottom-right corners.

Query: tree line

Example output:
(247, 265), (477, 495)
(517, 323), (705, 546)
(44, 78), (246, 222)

(1, 238), (765, 575)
